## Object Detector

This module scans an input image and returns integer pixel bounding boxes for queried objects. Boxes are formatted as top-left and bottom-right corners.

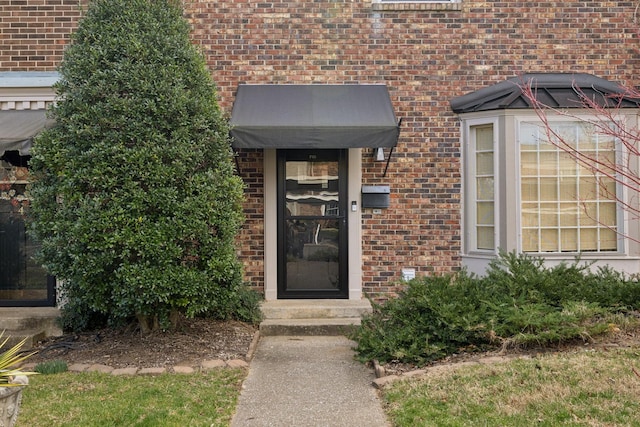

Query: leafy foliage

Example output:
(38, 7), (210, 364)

(0, 332), (37, 386)
(352, 251), (640, 364)
(29, 0), (257, 331)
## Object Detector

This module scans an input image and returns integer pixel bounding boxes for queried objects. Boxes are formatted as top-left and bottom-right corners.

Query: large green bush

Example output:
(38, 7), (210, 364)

(352, 252), (640, 364)
(29, 0), (258, 332)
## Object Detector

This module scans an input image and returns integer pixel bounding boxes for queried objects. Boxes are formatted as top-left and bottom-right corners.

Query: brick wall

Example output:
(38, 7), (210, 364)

(0, 0), (85, 70)
(3, 0), (639, 298)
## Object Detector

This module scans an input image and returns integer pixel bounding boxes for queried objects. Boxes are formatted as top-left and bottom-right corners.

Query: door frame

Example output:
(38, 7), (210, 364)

(263, 149), (363, 300)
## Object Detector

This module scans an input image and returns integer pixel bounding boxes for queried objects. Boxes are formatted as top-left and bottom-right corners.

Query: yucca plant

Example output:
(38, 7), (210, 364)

(0, 332), (37, 387)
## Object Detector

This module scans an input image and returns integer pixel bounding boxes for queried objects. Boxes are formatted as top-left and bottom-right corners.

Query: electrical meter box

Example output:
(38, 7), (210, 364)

(361, 185), (390, 209)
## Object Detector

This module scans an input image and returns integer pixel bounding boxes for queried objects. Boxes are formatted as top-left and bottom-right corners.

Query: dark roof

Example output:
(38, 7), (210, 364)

(450, 73), (640, 114)
(229, 84), (400, 149)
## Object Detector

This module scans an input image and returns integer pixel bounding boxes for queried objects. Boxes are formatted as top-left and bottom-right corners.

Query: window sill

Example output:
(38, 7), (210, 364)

(371, 2), (462, 12)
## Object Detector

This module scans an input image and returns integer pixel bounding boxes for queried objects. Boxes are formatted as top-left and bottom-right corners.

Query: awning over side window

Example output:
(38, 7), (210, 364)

(0, 110), (53, 156)
(449, 73), (640, 113)
(229, 84), (400, 149)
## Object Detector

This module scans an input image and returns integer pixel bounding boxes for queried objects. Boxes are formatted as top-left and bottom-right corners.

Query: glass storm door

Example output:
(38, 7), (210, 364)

(1, 152), (55, 306)
(277, 150), (348, 299)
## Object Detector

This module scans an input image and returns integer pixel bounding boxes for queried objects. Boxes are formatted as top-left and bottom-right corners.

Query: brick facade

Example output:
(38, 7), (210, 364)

(2, 0), (639, 298)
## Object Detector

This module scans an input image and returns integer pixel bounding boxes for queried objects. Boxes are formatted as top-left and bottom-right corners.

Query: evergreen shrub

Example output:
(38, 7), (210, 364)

(352, 251), (640, 364)
(30, 0), (260, 332)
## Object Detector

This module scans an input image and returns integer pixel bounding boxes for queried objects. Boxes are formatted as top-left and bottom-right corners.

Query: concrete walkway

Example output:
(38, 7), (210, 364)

(231, 335), (390, 427)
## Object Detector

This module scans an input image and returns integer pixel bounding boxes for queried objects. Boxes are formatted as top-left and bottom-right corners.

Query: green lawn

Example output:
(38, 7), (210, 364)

(17, 345), (640, 426)
(382, 346), (640, 426)
(17, 369), (246, 427)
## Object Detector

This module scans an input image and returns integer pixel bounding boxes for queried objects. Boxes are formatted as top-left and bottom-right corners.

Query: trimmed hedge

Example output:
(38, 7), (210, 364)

(352, 252), (640, 364)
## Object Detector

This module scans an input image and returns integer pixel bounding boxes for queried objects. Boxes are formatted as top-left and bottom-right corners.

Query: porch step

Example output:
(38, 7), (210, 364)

(259, 299), (371, 336)
(260, 318), (361, 336)
(0, 329), (47, 351)
(0, 307), (62, 350)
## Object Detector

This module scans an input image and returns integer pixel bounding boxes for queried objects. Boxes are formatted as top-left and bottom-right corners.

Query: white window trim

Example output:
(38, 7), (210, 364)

(464, 117), (499, 255)
(376, 0), (459, 2)
(372, 0), (462, 11)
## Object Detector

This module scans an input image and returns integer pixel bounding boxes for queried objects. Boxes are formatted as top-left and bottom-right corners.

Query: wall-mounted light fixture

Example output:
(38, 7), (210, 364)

(375, 147), (385, 161)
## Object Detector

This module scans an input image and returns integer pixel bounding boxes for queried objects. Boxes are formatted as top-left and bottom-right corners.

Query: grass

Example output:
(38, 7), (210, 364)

(382, 346), (640, 426)
(17, 369), (246, 427)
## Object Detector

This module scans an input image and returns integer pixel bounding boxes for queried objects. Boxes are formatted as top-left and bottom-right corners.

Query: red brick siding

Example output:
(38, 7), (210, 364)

(0, 0), (86, 70)
(235, 148), (265, 295)
(3, 0), (639, 298)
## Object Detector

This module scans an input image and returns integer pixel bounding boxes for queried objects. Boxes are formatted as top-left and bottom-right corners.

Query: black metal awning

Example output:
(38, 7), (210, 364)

(229, 84), (400, 149)
(450, 73), (640, 113)
(0, 110), (53, 156)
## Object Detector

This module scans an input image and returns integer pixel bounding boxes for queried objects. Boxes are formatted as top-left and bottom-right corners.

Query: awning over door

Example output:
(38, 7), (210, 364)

(0, 110), (53, 156)
(229, 84), (400, 149)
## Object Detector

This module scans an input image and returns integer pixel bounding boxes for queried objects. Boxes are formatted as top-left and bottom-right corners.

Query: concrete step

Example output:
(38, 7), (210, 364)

(259, 299), (371, 336)
(0, 329), (47, 351)
(260, 318), (361, 336)
(261, 299), (372, 320)
(0, 307), (62, 350)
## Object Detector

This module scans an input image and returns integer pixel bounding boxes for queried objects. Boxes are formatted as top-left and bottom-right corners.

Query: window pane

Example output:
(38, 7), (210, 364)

(476, 177), (494, 200)
(580, 203), (598, 226)
(476, 202), (494, 225)
(540, 229), (559, 252)
(477, 226), (494, 250)
(539, 178), (558, 201)
(597, 151), (616, 176)
(558, 152), (577, 176)
(522, 228), (539, 252)
(521, 203), (539, 227)
(552, 123), (577, 148)
(599, 201), (617, 226)
(577, 124), (596, 150)
(600, 178), (616, 199)
(521, 178), (538, 201)
(539, 139), (556, 152)
(520, 122), (541, 150)
(559, 203), (578, 226)
(539, 152), (557, 176)
(580, 228), (598, 251)
(561, 228), (578, 252)
(598, 135), (616, 150)
(559, 177), (577, 201)
(600, 228), (618, 251)
(521, 152), (538, 176)
(476, 152), (493, 175)
(579, 177), (598, 200)
(475, 126), (493, 151)
(540, 203), (558, 226)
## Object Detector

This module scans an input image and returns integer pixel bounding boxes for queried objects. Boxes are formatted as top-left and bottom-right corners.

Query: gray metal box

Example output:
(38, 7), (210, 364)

(361, 185), (390, 209)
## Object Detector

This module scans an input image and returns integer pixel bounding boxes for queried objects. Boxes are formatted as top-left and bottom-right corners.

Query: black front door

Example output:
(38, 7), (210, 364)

(1, 151), (55, 306)
(277, 149), (348, 299)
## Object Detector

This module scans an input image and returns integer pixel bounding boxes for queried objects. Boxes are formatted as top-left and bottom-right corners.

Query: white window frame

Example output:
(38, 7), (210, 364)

(376, 0), (459, 2)
(463, 118), (499, 255)
(372, 0), (462, 11)
(515, 116), (626, 255)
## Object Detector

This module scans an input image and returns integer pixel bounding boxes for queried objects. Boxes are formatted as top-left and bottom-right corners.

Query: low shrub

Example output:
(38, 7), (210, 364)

(352, 251), (640, 364)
